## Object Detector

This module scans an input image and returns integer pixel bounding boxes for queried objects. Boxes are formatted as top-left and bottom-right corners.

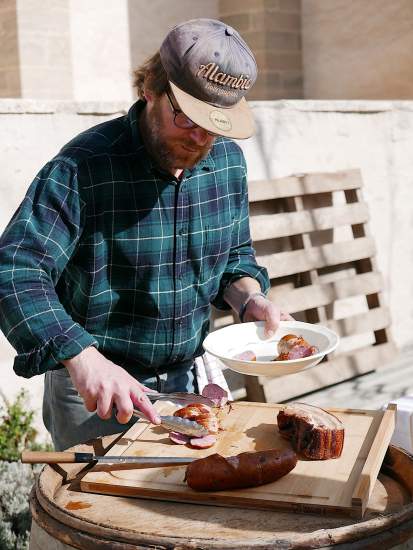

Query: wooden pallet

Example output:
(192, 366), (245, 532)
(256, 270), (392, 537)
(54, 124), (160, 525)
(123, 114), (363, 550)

(210, 169), (397, 402)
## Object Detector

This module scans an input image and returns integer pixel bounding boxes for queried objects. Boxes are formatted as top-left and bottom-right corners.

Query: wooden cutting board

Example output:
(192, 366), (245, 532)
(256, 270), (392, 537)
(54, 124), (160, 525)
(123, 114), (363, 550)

(80, 401), (396, 518)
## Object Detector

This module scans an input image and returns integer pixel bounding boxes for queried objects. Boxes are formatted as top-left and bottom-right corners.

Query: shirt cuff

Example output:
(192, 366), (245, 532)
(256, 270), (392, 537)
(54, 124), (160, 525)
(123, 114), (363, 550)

(13, 326), (99, 378)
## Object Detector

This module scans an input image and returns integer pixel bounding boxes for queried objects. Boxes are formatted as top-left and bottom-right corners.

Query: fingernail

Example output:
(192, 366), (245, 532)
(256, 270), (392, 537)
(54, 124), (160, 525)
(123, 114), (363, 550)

(154, 415), (162, 424)
(266, 329), (275, 338)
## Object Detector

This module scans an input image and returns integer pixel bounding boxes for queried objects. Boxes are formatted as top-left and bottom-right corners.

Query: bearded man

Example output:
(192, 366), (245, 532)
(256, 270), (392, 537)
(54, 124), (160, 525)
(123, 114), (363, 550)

(0, 18), (290, 450)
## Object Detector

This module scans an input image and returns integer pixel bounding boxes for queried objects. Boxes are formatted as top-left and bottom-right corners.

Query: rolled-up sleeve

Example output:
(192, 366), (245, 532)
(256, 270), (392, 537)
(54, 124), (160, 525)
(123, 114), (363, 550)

(0, 160), (98, 378)
(212, 165), (270, 310)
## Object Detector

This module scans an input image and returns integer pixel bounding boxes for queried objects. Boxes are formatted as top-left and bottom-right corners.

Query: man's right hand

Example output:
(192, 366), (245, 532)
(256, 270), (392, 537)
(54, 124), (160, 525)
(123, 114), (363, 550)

(61, 346), (161, 425)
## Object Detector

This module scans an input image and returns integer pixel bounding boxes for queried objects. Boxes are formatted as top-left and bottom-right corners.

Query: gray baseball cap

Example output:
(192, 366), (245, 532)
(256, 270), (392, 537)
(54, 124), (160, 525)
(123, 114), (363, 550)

(160, 18), (257, 139)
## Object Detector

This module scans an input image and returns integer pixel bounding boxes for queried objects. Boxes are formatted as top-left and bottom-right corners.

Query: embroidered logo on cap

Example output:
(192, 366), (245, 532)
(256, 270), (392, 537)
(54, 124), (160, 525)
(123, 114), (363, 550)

(209, 110), (232, 132)
(196, 63), (252, 90)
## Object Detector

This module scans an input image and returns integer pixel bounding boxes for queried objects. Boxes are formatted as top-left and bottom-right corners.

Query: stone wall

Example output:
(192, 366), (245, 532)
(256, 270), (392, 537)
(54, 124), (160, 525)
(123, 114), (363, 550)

(0, 1), (20, 97)
(0, 0), (73, 99)
(302, 0), (413, 99)
(3, 1), (413, 102)
(1, 98), (413, 437)
(69, 0), (133, 103)
(219, 0), (303, 100)
(0, 0), (220, 102)
(128, 0), (219, 71)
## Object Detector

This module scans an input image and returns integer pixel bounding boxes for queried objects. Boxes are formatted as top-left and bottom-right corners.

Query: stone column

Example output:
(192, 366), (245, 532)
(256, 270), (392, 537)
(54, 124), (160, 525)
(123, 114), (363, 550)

(0, 0), (73, 99)
(0, 1), (21, 97)
(302, 0), (413, 99)
(219, 0), (303, 100)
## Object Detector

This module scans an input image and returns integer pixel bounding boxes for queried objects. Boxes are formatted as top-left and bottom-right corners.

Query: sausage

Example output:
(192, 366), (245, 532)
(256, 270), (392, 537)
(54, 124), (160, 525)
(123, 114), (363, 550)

(185, 448), (297, 491)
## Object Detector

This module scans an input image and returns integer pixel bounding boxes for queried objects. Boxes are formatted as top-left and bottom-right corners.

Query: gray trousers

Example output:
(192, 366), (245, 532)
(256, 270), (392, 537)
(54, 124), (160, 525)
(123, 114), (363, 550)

(43, 364), (197, 451)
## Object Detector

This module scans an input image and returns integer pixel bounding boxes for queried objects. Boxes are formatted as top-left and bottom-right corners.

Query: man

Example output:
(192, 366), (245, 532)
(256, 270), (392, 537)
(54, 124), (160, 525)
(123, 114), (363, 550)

(0, 19), (290, 450)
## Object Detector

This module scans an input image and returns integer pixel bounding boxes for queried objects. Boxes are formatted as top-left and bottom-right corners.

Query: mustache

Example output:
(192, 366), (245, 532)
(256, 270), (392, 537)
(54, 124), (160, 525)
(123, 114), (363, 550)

(181, 141), (211, 153)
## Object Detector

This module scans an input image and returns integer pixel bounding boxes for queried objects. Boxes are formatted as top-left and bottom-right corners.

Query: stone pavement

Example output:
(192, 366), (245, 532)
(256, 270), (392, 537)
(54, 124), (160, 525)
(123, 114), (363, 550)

(289, 345), (413, 410)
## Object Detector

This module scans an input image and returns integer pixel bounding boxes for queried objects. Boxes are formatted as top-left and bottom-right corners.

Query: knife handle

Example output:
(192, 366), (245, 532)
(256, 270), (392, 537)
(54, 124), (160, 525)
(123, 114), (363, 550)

(21, 451), (94, 464)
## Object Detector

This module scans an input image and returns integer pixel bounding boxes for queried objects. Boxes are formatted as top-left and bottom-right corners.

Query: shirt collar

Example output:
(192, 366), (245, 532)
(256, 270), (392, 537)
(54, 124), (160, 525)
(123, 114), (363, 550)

(127, 101), (154, 175)
(127, 100), (216, 179)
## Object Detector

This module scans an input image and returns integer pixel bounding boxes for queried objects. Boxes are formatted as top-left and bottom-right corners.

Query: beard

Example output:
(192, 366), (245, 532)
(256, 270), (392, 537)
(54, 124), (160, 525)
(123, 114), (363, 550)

(140, 100), (213, 172)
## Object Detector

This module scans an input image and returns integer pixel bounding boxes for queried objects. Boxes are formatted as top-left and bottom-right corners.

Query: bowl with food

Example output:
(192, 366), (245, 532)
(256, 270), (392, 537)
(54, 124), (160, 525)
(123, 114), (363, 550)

(202, 320), (339, 377)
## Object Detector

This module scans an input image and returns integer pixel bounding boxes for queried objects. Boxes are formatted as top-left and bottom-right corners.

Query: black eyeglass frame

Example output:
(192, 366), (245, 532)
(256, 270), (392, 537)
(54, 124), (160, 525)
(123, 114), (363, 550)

(165, 89), (218, 137)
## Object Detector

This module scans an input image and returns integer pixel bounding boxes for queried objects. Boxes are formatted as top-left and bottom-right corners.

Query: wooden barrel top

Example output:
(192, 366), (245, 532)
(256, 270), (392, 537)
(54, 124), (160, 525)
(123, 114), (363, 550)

(31, 434), (413, 549)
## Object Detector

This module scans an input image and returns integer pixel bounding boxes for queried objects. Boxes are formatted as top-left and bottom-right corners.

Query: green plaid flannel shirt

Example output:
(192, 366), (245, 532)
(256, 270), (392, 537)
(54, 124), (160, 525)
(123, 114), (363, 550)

(0, 101), (269, 378)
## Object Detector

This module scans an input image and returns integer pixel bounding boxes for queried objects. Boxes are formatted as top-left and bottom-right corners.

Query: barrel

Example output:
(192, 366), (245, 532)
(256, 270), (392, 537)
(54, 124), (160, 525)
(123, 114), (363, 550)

(29, 435), (413, 549)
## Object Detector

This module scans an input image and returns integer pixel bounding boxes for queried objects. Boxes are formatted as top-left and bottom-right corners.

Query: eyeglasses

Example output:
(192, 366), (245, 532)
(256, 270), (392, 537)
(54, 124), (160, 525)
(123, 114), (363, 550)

(165, 90), (217, 137)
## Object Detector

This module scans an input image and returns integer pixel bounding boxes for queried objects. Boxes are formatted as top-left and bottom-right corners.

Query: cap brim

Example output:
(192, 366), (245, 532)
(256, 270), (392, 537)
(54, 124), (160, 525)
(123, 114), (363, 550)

(170, 82), (255, 139)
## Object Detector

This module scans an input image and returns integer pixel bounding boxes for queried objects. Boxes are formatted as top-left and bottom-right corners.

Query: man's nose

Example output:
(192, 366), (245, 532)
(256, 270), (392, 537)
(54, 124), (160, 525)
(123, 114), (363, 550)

(189, 126), (211, 146)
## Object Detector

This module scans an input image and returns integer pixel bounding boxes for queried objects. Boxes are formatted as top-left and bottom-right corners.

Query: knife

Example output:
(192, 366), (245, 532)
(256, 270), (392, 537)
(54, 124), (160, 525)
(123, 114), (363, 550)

(21, 451), (196, 466)
(146, 391), (215, 407)
(131, 409), (209, 437)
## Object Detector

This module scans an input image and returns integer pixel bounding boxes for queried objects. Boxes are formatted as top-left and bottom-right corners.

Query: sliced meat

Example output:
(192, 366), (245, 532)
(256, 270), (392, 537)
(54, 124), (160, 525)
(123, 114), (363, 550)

(169, 431), (190, 445)
(287, 345), (315, 360)
(233, 350), (257, 361)
(276, 334), (319, 361)
(189, 434), (217, 449)
(202, 383), (229, 407)
(173, 403), (212, 418)
(185, 448), (297, 491)
(173, 404), (219, 434)
(277, 402), (344, 460)
(193, 413), (219, 434)
(277, 334), (302, 356)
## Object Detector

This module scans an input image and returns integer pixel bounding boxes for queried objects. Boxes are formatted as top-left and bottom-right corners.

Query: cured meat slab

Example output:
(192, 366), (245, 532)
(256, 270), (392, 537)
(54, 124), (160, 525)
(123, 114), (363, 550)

(80, 401), (395, 518)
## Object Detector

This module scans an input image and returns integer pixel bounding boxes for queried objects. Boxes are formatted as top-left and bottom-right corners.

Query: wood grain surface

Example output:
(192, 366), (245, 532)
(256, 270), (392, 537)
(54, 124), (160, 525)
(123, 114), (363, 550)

(80, 401), (396, 518)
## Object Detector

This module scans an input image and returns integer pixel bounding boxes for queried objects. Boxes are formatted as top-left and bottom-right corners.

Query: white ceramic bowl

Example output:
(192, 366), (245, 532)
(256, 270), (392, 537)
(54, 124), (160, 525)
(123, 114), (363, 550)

(203, 320), (339, 377)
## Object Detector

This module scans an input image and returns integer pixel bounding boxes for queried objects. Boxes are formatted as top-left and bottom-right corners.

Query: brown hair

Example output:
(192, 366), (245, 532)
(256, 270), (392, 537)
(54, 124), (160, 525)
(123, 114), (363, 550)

(133, 51), (169, 100)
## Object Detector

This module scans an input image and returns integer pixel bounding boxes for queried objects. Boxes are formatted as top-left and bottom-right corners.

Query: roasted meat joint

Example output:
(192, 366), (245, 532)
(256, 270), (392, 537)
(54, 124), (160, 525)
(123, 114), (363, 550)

(171, 402), (219, 448)
(168, 384), (229, 449)
(275, 334), (319, 361)
(277, 402), (345, 460)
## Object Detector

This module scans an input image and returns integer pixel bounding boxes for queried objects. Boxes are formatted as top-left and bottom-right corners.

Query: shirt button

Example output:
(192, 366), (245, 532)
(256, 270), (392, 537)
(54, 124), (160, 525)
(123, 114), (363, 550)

(179, 228), (185, 236)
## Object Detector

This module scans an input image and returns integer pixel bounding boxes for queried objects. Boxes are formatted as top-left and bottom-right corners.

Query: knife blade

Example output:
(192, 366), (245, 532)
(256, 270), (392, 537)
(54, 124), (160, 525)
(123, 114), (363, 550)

(131, 409), (209, 437)
(146, 391), (215, 407)
(21, 450), (196, 465)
